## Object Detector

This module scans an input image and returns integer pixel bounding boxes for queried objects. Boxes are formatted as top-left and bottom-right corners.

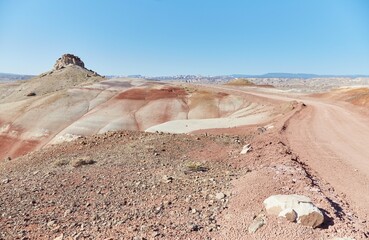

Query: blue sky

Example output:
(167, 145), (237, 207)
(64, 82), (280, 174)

(0, 0), (368, 75)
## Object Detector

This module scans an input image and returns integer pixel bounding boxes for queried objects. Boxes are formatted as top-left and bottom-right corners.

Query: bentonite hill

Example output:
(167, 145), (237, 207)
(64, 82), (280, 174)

(0, 55), (368, 240)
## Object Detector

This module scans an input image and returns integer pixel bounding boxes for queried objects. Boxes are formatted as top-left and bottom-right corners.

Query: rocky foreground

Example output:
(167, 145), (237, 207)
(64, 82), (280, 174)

(1, 106), (367, 239)
(0, 130), (246, 239)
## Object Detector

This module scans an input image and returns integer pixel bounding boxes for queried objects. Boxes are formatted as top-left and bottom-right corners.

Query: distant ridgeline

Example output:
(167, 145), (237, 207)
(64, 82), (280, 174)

(0, 73), (34, 82)
(2, 71), (368, 82)
(112, 73), (369, 81)
(230, 73), (369, 79)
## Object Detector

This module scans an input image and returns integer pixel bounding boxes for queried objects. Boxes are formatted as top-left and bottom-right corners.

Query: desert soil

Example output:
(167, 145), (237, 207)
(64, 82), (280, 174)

(217, 85), (369, 220)
(1, 77), (368, 239)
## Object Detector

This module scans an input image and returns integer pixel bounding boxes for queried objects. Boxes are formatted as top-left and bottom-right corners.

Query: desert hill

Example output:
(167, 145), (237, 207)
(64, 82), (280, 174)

(225, 78), (256, 86)
(225, 78), (275, 89)
(0, 54), (286, 160)
(313, 87), (369, 107)
(0, 54), (104, 103)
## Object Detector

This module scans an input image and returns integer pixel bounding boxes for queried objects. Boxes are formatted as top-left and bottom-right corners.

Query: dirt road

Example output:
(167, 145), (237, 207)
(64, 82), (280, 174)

(211, 85), (369, 219)
(286, 98), (369, 218)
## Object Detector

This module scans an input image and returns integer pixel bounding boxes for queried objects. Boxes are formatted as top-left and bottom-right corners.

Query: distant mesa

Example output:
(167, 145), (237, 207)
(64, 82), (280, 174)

(225, 78), (275, 88)
(53, 54), (85, 70)
(226, 78), (256, 86)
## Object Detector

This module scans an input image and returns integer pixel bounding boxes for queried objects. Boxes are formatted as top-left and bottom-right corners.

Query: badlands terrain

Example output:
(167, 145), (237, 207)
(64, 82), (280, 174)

(0, 55), (368, 239)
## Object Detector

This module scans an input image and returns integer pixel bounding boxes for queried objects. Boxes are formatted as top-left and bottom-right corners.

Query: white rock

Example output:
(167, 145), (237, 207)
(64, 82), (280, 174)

(215, 192), (226, 200)
(47, 220), (56, 228)
(162, 175), (173, 183)
(265, 125), (274, 130)
(51, 133), (81, 144)
(264, 194), (310, 215)
(263, 194), (324, 228)
(240, 144), (252, 154)
(278, 208), (297, 222)
(248, 214), (265, 233)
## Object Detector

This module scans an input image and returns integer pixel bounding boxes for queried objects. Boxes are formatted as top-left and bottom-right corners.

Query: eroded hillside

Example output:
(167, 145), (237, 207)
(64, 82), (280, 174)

(0, 56), (283, 160)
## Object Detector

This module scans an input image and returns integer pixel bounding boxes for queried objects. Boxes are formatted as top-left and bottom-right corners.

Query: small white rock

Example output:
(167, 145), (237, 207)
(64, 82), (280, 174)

(248, 214), (265, 233)
(240, 144), (252, 154)
(215, 192), (226, 200)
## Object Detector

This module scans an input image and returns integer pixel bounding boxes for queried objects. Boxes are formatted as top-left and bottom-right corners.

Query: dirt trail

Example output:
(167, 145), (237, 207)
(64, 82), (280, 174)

(212, 85), (369, 220)
(286, 99), (369, 218)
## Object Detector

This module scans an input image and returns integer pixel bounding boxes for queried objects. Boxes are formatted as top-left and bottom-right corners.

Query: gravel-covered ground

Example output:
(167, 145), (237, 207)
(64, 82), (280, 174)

(1, 108), (368, 239)
(2, 54), (369, 240)
(0, 130), (251, 239)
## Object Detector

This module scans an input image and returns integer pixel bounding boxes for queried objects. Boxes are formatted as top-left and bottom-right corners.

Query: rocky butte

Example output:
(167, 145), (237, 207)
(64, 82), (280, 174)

(49, 53), (99, 77)
(53, 53), (85, 70)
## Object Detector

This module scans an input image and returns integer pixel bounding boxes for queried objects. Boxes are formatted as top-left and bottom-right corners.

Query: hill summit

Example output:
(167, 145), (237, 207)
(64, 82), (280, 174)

(53, 54), (85, 70)
(0, 54), (104, 103)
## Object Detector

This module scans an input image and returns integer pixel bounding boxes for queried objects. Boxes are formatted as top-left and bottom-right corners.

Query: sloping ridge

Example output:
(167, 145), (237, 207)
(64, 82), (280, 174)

(0, 55), (107, 159)
(327, 87), (369, 107)
(0, 65), (104, 103)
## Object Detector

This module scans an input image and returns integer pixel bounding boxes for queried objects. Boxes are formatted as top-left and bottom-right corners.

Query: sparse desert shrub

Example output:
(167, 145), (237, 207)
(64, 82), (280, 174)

(71, 158), (96, 167)
(183, 86), (197, 93)
(55, 157), (96, 168)
(54, 159), (70, 167)
(185, 161), (209, 173)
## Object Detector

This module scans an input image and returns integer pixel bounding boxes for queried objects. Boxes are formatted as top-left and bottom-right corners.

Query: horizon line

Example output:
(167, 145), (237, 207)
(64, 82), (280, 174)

(2, 71), (369, 78)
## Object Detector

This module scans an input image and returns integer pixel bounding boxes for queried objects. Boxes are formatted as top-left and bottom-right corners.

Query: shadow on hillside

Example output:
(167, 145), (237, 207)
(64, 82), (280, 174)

(319, 197), (345, 229)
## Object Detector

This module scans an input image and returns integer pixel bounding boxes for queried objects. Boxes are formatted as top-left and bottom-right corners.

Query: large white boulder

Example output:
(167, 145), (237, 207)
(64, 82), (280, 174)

(263, 194), (324, 228)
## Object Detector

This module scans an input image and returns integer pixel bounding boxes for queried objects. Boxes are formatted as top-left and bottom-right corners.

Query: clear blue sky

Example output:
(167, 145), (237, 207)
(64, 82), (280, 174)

(0, 0), (368, 76)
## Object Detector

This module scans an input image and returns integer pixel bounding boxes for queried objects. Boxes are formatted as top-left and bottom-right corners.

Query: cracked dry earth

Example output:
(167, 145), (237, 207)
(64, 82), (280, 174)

(0, 113), (368, 239)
